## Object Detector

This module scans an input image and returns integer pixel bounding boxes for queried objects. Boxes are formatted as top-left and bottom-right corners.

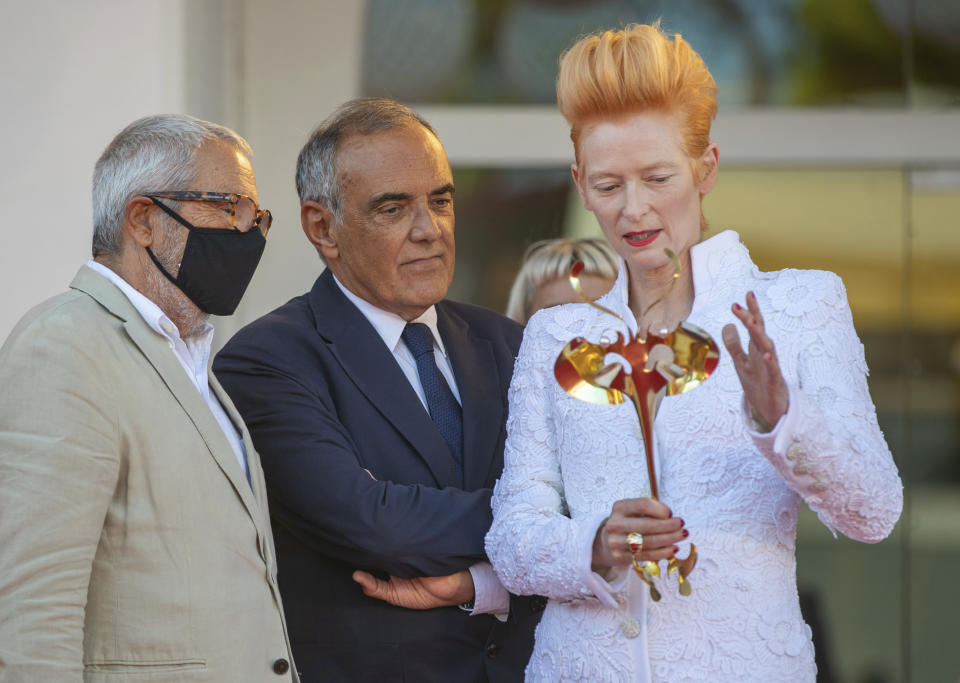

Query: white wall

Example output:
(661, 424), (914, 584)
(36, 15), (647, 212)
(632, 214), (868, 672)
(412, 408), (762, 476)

(218, 0), (365, 345)
(0, 0), (187, 340)
(0, 0), (365, 345)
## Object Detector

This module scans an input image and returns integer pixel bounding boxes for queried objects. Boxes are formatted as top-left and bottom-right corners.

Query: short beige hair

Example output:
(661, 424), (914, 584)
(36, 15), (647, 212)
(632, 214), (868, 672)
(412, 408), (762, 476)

(505, 237), (619, 323)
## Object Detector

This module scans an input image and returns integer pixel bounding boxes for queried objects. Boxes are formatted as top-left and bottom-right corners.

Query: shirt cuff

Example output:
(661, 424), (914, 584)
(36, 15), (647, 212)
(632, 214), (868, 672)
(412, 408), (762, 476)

(466, 562), (510, 619)
(741, 383), (798, 454)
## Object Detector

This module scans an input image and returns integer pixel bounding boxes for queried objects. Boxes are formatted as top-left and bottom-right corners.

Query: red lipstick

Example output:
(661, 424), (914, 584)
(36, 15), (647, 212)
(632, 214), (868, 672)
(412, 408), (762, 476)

(624, 229), (661, 247)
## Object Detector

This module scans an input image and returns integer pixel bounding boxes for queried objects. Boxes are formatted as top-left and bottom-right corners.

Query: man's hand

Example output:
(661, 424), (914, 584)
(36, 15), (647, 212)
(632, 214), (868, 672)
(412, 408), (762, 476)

(352, 569), (475, 610)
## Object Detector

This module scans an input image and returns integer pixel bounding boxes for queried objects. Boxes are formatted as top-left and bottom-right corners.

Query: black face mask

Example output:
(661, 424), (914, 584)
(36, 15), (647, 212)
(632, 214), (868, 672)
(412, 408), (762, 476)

(146, 199), (266, 316)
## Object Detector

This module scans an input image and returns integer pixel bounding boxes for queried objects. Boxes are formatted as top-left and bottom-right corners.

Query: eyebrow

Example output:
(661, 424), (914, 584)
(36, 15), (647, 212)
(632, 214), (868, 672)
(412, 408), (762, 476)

(587, 162), (679, 182)
(369, 192), (411, 207)
(368, 183), (455, 208)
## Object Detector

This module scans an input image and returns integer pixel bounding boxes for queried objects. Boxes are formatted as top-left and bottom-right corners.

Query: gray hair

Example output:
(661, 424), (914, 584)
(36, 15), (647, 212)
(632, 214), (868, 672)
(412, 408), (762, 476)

(505, 237), (620, 323)
(91, 114), (253, 256)
(295, 97), (439, 221)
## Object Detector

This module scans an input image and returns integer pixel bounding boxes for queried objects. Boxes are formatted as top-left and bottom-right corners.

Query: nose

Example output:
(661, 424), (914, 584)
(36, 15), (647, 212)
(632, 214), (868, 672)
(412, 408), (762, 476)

(622, 183), (651, 223)
(409, 200), (443, 242)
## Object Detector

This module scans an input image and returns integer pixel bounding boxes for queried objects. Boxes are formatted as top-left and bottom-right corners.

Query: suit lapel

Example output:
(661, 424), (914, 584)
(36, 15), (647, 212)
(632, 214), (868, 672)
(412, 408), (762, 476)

(70, 266), (267, 538)
(310, 271), (461, 488)
(437, 303), (503, 490)
(209, 373), (276, 556)
(210, 373), (265, 504)
(122, 320), (267, 527)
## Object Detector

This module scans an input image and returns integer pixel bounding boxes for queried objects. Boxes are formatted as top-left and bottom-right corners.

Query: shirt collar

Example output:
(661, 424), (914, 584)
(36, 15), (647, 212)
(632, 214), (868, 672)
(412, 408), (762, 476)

(688, 229), (752, 316)
(596, 229), (749, 328)
(332, 273), (448, 357)
(84, 259), (214, 347)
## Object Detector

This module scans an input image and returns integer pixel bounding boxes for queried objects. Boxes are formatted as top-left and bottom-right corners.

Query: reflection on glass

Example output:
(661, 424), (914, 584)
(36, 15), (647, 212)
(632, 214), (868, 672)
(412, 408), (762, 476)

(363, 0), (959, 107)
(901, 167), (960, 683)
(446, 167), (570, 311)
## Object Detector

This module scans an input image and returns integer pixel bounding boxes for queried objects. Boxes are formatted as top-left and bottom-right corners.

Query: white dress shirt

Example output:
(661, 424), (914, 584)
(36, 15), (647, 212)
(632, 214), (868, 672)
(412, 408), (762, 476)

(86, 260), (249, 481)
(333, 275), (509, 617)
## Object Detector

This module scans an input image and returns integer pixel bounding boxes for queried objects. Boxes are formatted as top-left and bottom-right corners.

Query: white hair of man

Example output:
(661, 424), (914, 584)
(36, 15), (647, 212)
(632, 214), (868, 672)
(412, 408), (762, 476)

(295, 97), (439, 223)
(92, 114), (252, 256)
(505, 237), (620, 323)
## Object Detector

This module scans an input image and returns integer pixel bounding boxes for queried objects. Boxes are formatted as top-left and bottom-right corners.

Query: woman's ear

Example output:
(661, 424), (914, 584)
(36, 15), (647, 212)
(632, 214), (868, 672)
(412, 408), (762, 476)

(571, 163), (590, 210)
(697, 143), (719, 195)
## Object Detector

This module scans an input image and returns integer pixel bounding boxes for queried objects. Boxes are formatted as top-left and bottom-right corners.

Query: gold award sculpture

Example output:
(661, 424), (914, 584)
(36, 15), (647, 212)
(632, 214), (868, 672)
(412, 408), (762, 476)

(554, 256), (720, 600)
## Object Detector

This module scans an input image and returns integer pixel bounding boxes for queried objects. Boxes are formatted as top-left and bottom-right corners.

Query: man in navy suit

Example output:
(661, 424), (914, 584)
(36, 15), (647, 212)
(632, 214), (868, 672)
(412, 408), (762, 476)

(214, 98), (541, 682)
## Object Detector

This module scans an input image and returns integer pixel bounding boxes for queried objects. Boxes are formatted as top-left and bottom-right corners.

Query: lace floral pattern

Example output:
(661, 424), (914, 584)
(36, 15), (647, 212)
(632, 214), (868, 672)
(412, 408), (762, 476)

(486, 231), (902, 682)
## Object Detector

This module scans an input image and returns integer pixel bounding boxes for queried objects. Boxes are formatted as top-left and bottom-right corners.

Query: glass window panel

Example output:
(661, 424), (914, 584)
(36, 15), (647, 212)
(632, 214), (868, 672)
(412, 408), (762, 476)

(904, 0), (960, 105)
(360, 0), (940, 107)
(903, 167), (960, 683)
(447, 167), (570, 312)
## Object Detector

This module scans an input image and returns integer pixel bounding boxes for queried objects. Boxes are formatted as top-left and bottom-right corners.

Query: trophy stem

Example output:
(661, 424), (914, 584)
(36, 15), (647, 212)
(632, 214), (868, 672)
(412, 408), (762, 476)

(627, 378), (663, 501)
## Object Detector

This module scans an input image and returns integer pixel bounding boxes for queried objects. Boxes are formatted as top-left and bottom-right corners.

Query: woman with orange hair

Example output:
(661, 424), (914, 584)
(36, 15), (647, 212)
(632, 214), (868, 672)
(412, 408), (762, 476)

(486, 23), (901, 681)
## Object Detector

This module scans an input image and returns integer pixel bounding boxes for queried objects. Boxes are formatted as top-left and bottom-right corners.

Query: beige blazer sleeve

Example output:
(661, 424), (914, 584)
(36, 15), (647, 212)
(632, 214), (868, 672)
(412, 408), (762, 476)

(0, 268), (297, 682)
(0, 291), (121, 679)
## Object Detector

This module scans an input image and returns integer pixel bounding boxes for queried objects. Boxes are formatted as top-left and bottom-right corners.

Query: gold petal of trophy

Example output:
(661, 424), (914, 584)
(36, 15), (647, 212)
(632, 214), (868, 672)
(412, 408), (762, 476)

(555, 253), (718, 600)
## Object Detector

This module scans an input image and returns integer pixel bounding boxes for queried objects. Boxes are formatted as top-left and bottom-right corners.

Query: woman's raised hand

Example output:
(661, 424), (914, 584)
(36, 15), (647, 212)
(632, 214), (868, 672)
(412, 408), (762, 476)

(722, 291), (789, 431)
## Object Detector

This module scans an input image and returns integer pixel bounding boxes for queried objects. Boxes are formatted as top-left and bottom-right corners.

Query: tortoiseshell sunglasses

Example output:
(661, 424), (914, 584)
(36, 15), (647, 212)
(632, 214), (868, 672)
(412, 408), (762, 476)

(145, 191), (272, 237)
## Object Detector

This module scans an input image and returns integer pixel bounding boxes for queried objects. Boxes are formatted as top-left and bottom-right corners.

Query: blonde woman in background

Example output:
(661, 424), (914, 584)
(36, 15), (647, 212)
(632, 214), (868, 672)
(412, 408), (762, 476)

(486, 23), (902, 682)
(505, 237), (618, 324)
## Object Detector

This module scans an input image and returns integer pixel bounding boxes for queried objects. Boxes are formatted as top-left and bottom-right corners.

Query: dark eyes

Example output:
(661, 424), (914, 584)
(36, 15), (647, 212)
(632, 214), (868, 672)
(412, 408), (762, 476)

(206, 201), (234, 215)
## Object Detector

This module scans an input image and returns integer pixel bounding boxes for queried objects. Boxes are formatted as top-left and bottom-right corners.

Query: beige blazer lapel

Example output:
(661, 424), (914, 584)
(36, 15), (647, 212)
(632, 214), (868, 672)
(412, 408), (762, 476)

(70, 266), (267, 540)
(209, 372), (270, 513)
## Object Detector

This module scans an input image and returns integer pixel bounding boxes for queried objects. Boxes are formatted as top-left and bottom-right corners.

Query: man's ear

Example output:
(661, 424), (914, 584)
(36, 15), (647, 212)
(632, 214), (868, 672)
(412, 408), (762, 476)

(301, 200), (339, 261)
(571, 163), (590, 210)
(124, 196), (159, 248)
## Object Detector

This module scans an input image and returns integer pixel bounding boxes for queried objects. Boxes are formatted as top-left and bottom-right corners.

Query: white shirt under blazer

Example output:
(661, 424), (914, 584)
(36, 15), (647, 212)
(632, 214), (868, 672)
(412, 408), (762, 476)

(486, 230), (903, 682)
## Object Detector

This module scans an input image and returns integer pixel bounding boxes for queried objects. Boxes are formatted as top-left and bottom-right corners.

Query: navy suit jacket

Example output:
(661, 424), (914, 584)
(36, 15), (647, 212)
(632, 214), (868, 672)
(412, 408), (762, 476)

(214, 269), (540, 683)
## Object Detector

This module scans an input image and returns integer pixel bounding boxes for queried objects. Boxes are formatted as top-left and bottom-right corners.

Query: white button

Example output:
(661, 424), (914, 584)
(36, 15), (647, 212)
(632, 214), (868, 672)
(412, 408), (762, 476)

(620, 617), (642, 639)
(786, 444), (803, 461)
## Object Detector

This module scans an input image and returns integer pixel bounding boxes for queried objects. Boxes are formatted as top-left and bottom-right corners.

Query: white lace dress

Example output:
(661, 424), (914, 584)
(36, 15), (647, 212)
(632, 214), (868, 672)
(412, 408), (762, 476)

(486, 230), (902, 682)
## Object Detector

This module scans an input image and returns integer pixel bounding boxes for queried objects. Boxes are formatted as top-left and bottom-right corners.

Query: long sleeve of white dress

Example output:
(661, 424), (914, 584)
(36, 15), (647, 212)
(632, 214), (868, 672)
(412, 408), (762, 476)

(486, 309), (623, 607)
(741, 270), (902, 542)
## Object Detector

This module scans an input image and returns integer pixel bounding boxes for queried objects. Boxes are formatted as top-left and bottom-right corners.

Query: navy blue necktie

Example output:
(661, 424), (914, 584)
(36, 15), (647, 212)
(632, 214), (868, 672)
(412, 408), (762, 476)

(402, 323), (463, 475)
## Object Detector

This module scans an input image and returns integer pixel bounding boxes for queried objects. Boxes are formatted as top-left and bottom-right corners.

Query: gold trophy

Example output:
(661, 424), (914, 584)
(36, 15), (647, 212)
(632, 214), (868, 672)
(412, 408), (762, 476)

(554, 256), (719, 600)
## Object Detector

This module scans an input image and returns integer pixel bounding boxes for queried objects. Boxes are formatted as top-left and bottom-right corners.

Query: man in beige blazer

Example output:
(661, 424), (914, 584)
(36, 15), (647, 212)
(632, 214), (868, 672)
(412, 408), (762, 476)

(0, 115), (298, 681)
